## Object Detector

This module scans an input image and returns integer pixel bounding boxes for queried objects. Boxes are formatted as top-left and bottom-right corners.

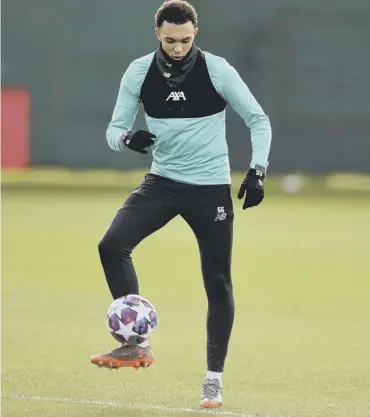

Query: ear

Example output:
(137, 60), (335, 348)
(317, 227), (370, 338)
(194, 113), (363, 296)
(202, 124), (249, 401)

(194, 27), (199, 37)
(155, 27), (161, 41)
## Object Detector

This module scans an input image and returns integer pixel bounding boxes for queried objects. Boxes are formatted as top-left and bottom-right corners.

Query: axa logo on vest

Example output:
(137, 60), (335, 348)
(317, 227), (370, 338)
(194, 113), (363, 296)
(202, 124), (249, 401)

(166, 92), (186, 101)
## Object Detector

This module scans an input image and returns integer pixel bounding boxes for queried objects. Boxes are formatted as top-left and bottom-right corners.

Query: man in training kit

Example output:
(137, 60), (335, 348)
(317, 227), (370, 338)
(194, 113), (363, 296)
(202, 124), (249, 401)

(91, 0), (272, 409)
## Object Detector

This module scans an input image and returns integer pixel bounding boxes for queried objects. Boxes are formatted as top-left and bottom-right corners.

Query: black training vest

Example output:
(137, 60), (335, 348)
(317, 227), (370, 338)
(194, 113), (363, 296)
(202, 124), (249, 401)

(139, 52), (227, 119)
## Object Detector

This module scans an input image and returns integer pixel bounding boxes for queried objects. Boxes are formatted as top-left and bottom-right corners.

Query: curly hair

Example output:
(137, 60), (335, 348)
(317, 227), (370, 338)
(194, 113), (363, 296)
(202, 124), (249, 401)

(154, 1), (198, 28)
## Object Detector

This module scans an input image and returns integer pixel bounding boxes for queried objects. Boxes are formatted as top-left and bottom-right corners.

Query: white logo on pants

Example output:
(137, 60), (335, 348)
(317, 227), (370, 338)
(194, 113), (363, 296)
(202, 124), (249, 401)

(214, 206), (227, 221)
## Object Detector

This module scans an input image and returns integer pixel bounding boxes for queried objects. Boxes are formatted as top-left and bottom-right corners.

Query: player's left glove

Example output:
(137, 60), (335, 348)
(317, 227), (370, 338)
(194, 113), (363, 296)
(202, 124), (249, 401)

(237, 167), (265, 209)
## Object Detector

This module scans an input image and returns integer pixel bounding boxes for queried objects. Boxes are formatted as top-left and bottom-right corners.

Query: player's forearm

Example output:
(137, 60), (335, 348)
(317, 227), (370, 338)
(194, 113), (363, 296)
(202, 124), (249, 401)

(249, 114), (272, 169)
(106, 124), (126, 151)
(105, 100), (138, 152)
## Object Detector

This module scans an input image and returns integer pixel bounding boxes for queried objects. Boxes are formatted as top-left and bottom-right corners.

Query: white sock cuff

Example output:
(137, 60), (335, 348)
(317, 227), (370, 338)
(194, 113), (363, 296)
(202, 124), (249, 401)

(206, 371), (222, 382)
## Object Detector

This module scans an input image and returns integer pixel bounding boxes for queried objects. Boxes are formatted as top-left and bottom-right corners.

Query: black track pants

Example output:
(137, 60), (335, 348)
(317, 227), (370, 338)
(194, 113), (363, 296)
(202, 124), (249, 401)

(98, 174), (235, 372)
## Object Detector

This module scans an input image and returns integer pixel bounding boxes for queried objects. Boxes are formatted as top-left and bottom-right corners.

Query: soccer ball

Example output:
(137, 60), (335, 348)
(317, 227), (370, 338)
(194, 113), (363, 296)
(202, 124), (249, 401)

(106, 294), (158, 345)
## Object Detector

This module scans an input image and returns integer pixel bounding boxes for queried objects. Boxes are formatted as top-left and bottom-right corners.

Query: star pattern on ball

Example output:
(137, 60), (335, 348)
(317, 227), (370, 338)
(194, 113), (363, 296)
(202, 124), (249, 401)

(129, 299), (153, 323)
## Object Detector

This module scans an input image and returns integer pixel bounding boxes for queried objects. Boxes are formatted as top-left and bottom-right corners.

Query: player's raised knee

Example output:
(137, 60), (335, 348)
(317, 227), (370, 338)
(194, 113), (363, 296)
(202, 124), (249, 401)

(98, 235), (133, 258)
(98, 235), (117, 256)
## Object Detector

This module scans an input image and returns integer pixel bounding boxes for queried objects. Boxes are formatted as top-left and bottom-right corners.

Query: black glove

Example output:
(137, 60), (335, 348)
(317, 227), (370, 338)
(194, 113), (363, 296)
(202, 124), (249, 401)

(237, 167), (265, 209)
(122, 130), (156, 154)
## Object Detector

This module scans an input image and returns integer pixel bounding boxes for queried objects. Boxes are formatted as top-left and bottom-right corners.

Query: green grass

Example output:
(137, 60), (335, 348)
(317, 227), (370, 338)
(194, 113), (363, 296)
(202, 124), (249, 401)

(2, 188), (370, 417)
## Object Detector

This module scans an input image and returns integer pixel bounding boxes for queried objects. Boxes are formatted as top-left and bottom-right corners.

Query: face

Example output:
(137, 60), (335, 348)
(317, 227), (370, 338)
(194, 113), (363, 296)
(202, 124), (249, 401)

(156, 21), (198, 61)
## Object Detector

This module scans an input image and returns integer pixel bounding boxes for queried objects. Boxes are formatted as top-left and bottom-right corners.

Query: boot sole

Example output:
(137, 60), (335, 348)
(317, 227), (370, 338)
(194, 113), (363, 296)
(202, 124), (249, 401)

(90, 355), (153, 370)
(200, 400), (222, 409)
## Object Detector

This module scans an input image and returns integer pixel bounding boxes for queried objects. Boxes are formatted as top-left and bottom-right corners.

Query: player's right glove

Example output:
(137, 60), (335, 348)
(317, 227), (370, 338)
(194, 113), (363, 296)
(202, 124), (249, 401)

(122, 130), (156, 154)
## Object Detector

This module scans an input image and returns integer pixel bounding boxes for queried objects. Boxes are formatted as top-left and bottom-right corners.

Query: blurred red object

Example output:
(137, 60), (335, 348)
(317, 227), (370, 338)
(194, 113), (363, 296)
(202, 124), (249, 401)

(1, 89), (30, 168)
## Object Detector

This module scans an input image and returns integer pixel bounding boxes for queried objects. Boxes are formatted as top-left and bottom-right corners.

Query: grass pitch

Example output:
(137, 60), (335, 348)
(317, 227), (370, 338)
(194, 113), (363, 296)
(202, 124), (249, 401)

(2, 187), (370, 417)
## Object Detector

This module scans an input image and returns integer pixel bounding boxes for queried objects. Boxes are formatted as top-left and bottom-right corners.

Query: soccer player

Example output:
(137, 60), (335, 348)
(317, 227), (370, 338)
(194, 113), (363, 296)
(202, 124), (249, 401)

(91, 0), (272, 409)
